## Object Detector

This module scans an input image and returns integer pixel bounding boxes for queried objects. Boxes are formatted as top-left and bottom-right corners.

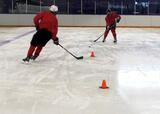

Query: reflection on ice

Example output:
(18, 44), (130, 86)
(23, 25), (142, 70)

(0, 27), (160, 114)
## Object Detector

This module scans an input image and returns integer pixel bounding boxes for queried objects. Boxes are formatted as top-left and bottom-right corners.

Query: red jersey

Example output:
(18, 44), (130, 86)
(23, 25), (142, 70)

(34, 11), (58, 40)
(105, 12), (121, 26)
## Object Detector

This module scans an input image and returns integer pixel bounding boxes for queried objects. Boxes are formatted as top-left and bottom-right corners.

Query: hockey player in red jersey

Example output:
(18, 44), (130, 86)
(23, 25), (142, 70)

(103, 9), (121, 43)
(23, 5), (59, 62)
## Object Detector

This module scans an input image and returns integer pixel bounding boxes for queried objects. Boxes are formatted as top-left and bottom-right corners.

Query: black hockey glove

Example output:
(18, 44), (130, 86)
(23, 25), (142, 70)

(53, 37), (59, 45)
(116, 17), (120, 23)
(35, 25), (39, 31)
(110, 24), (116, 29)
(106, 26), (110, 30)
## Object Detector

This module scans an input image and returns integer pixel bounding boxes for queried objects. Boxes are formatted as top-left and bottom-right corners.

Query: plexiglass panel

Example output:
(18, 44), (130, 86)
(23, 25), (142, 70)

(55, 0), (67, 14)
(96, 0), (108, 14)
(69, 0), (81, 14)
(83, 0), (95, 14)
(149, 1), (160, 15)
(0, 0), (160, 15)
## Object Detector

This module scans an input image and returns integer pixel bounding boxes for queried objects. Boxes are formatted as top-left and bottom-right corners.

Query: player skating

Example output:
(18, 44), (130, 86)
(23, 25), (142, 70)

(103, 9), (121, 43)
(23, 5), (59, 62)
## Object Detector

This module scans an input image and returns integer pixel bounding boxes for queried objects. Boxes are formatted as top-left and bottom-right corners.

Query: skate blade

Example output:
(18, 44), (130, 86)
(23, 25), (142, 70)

(21, 60), (31, 65)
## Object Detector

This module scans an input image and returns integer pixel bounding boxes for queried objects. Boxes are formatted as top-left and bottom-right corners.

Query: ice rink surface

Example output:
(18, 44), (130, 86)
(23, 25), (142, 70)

(0, 27), (160, 114)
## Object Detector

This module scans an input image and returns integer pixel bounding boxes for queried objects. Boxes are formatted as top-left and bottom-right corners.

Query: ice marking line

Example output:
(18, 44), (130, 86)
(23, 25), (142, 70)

(0, 30), (36, 47)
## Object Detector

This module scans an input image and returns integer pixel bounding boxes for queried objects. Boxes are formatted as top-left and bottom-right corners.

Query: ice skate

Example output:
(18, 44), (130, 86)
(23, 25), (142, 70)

(113, 40), (117, 43)
(113, 38), (117, 43)
(22, 56), (31, 62)
(30, 55), (39, 60)
(102, 39), (106, 42)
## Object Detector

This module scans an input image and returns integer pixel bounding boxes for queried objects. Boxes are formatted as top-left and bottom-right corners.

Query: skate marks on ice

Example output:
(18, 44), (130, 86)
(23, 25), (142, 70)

(0, 27), (160, 114)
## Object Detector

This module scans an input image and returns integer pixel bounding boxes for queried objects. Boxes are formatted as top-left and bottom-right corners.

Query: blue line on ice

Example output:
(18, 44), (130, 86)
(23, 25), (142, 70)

(0, 30), (35, 46)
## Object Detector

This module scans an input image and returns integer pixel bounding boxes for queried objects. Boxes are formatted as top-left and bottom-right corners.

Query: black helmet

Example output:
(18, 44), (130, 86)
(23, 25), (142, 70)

(106, 9), (111, 13)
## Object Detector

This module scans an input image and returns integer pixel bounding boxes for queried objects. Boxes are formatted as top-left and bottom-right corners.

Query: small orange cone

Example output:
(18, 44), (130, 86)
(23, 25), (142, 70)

(99, 80), (109, 89)
(90, 51), (95, 57)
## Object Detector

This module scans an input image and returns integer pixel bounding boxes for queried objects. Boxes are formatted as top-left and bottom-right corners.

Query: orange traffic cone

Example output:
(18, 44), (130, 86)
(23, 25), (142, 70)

(90, 51), (95, 57)
(99, 80), (109, 89)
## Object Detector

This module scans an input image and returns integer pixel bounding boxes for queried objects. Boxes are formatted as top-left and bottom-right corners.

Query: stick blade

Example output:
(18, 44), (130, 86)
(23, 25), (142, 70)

(76, 56), (83, 60)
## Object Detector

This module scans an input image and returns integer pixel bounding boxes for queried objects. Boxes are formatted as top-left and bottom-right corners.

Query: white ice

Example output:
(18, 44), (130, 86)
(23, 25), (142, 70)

(0, 27), (160, 114)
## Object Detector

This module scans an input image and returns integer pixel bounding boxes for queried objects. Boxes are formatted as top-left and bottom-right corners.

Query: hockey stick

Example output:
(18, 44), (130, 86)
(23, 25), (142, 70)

(59, 43), (83, 60)
(93, 33), (104, 42)
(93, 23), (116, 42)
(88, 33), (104, 48)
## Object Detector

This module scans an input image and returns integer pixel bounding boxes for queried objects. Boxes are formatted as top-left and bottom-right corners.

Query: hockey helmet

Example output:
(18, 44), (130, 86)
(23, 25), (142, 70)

(106, 9), (111, 13)
(49, 5), (58, 12)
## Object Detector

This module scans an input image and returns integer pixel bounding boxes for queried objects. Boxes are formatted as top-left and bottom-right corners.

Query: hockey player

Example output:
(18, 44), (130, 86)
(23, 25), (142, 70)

(23, 5), (59, 62)
(103, 9), (121, 43)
